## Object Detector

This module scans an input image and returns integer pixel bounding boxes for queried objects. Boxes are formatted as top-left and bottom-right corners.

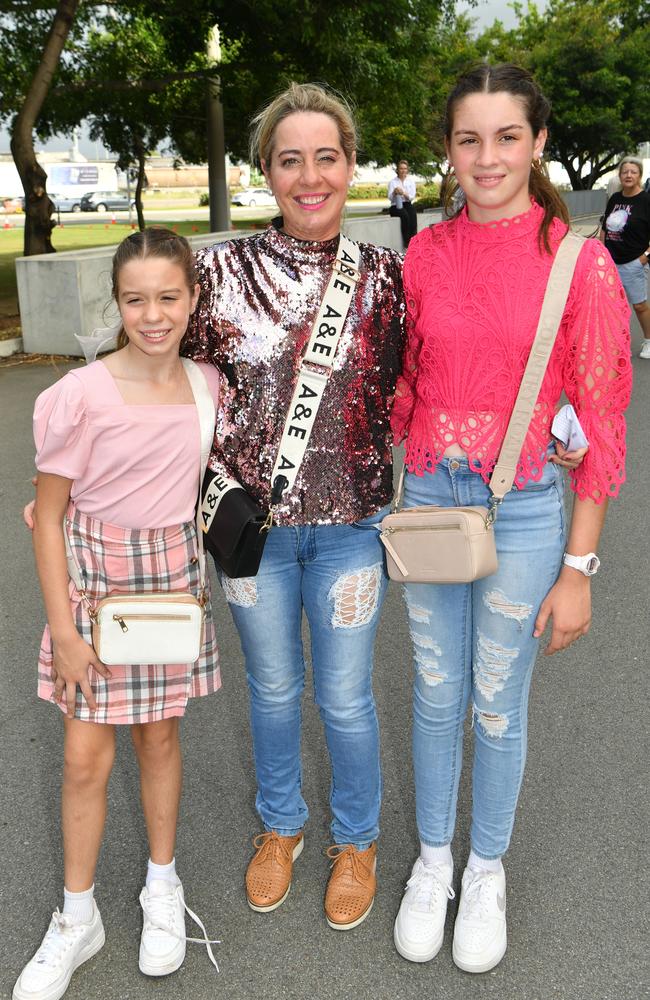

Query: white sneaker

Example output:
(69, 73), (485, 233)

(393, 858), (455, 963)
(639, 341), (650, 359)
(452, 866), (507, 973)
(13, 905), (105, 1000)
(139, 879), (220, 976)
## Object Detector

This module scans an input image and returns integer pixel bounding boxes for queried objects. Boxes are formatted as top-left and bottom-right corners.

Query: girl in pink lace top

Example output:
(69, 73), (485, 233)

(391, 65), (631, 975)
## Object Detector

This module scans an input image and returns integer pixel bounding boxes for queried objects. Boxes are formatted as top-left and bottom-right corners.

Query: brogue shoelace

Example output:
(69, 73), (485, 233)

(326, 844), (371, 884)
(140, 887), (220, 972)
(252, 831), (294, 865)
(406, 859), (455, 911)
(33, 911), (83, 968)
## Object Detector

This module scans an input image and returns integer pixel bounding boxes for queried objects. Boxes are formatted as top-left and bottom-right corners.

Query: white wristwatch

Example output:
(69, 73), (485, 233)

(562, 552), (600, 576)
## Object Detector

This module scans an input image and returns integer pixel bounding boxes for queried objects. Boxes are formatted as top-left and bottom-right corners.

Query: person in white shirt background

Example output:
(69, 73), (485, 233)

(388, 159), (418, 248)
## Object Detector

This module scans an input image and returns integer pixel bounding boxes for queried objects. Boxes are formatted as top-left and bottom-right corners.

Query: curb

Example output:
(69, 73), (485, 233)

(0, 336), (23, 357)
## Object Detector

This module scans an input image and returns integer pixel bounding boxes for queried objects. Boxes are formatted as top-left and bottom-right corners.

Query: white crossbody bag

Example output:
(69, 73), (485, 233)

(64, 359), (215, 666)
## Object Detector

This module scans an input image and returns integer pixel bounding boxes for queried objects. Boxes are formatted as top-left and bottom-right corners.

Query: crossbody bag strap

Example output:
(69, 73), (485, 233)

(268, 233), (361, 508)
(181, 358), (216, 595)
(487, 230), (585, 509)
(64, 360), (216, 606)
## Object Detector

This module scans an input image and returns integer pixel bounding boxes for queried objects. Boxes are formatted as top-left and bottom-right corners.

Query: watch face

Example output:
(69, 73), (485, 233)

(587, 557), (597, 572)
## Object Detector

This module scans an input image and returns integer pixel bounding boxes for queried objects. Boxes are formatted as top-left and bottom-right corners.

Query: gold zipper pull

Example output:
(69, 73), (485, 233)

(113, 614), (128, 633)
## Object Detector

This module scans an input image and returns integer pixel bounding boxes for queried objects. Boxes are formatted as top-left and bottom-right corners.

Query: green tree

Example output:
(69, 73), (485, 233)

(476, 0), (650, 189)
(2, 0), (450, 251)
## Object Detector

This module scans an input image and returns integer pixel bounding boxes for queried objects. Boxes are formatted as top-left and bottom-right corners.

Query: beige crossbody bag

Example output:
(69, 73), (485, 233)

(380, 231), (584, 584)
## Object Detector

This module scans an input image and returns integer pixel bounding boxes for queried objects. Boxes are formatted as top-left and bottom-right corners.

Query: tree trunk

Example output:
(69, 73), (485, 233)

(134, 141), (147, 232)
(10, 0), (80, 256)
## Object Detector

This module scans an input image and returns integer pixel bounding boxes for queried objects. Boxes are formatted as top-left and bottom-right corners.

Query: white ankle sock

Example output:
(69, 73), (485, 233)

(467, 850), (503, 875)
(420, 842), (453, 871)
(146, 857), (178, 889)
(63, 884), (95, 923)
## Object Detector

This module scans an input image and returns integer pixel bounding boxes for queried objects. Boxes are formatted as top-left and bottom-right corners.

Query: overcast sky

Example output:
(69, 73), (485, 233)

(1, 1), (547, 158)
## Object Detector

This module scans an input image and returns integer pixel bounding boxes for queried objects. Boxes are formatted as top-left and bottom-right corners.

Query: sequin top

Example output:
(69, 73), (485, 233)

(183, 222), (405, 524)
(391, 201), (632, 502)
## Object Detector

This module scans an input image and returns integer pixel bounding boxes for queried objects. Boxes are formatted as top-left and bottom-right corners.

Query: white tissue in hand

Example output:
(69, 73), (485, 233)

(551, 403), (589, 452)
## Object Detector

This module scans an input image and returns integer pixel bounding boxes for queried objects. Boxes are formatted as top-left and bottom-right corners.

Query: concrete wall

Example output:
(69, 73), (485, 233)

(561, 189), (607, 218)
(18, 213), (427, 356)
(17, 228), (257, 356)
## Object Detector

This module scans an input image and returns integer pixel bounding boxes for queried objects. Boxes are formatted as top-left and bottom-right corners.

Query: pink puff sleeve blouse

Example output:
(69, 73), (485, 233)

(33, 360), (221, 529)
(391, 201), (633, 502)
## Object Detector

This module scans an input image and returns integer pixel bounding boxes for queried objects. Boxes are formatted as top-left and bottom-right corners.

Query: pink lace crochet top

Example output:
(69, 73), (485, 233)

(391, 201), (632, 502)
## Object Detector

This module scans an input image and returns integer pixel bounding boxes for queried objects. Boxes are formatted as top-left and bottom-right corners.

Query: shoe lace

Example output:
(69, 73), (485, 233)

(251, 831), (294, 865)
(461, 870), (495, 921)
(406, 859), (455, 910)
(326, 844), (372, 884)
(33, 911), (83, 968)
(140, 887), (220, 973)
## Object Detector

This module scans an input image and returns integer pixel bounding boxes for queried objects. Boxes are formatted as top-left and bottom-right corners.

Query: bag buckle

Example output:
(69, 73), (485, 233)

(485, 497), (502, 528)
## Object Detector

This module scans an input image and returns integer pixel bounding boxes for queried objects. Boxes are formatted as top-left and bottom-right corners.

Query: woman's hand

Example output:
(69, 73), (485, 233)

(23, 475), (37, 529)
(24, 499), (36, 529)
(549, 441), (588, 470)
(533, 569), (592, 655)
(51, 631), (111, 717)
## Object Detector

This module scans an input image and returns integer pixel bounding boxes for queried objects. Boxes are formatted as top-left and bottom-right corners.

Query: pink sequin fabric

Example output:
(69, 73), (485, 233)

(183, 223), (405, 524)
(391, 201), (632, 502)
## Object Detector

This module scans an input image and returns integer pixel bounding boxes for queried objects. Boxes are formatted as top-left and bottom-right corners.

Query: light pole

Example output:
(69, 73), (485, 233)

(206, 25), (231, 233)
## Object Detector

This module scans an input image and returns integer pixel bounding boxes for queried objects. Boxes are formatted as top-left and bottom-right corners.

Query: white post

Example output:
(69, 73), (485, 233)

(206, 25), (230, 233)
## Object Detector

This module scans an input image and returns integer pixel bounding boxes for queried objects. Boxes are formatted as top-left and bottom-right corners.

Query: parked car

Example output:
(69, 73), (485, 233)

(231, 187), (277, 207)
(50, 192), (82, 213)
(79, 190), (135, 212)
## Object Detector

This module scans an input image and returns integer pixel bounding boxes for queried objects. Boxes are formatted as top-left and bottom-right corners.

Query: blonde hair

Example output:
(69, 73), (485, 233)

(443, 63), (570, 253)
(249, 82), (357, 169)
(111, 228), (196, 349)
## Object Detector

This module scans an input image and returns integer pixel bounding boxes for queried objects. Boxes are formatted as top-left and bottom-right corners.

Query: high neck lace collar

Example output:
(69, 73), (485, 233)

(456, 200), (543, 243)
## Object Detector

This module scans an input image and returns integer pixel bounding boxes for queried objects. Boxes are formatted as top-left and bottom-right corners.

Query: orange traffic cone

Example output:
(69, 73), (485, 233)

(111, 213), (116, 224)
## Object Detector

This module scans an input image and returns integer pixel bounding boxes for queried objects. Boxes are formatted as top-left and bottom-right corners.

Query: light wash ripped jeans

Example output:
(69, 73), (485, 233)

(219, 508), (389, 849)
(403, 455), (566, 859)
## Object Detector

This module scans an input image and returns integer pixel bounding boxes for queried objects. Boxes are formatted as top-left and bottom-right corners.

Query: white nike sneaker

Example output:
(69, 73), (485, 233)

(452, 866), (507, 973)
(639, 340), (650, 359)
(139, 879), (220, 976)
(13, 905), (105, 1000)
(393, 858), (455, 963)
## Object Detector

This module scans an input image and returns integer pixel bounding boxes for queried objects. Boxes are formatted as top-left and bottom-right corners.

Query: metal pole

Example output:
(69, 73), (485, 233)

(126, 166), (133, 226)
(206, 25), (230, 233)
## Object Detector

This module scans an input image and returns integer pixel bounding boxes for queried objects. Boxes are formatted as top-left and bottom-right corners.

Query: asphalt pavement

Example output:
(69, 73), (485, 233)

(0, 312), (647, 1000)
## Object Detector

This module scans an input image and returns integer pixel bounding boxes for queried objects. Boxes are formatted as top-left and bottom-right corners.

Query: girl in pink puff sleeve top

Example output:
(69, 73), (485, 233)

(391, 199), (632, 502)
(34, 359), (221, 529)
(390, 64), (632, 975)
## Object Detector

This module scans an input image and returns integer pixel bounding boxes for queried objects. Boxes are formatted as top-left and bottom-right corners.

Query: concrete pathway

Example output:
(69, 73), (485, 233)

(0, 310), (647, 1000)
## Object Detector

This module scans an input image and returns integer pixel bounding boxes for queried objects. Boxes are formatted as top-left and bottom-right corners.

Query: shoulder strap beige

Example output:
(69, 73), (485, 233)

(488, 231), (584, 503)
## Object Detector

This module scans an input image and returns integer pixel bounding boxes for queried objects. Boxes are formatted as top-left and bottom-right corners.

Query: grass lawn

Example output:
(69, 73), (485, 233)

(0, 217), (260, 329)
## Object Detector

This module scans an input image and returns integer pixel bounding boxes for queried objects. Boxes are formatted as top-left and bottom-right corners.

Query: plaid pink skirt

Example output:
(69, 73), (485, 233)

(38, 506), (221, 724)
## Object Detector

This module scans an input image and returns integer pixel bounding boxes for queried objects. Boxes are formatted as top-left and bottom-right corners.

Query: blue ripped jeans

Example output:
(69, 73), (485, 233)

(219, 510), (389, 849)
(403, 457), (566, 859)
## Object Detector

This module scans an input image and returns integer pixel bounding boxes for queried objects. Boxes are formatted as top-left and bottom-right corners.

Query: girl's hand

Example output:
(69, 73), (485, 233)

(533, 570), (592, 655)
(549, 441), (588, 470)
(51, 632), (111, 717)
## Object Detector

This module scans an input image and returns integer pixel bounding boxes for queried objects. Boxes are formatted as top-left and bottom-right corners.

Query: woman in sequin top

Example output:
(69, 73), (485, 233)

(390, 64), (631, 972)
(183, 84), (404, 929)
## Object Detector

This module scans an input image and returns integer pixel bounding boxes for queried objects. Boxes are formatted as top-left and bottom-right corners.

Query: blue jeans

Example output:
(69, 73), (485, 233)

(219, 510), (389, 849)
(403, 456), (566, 859)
